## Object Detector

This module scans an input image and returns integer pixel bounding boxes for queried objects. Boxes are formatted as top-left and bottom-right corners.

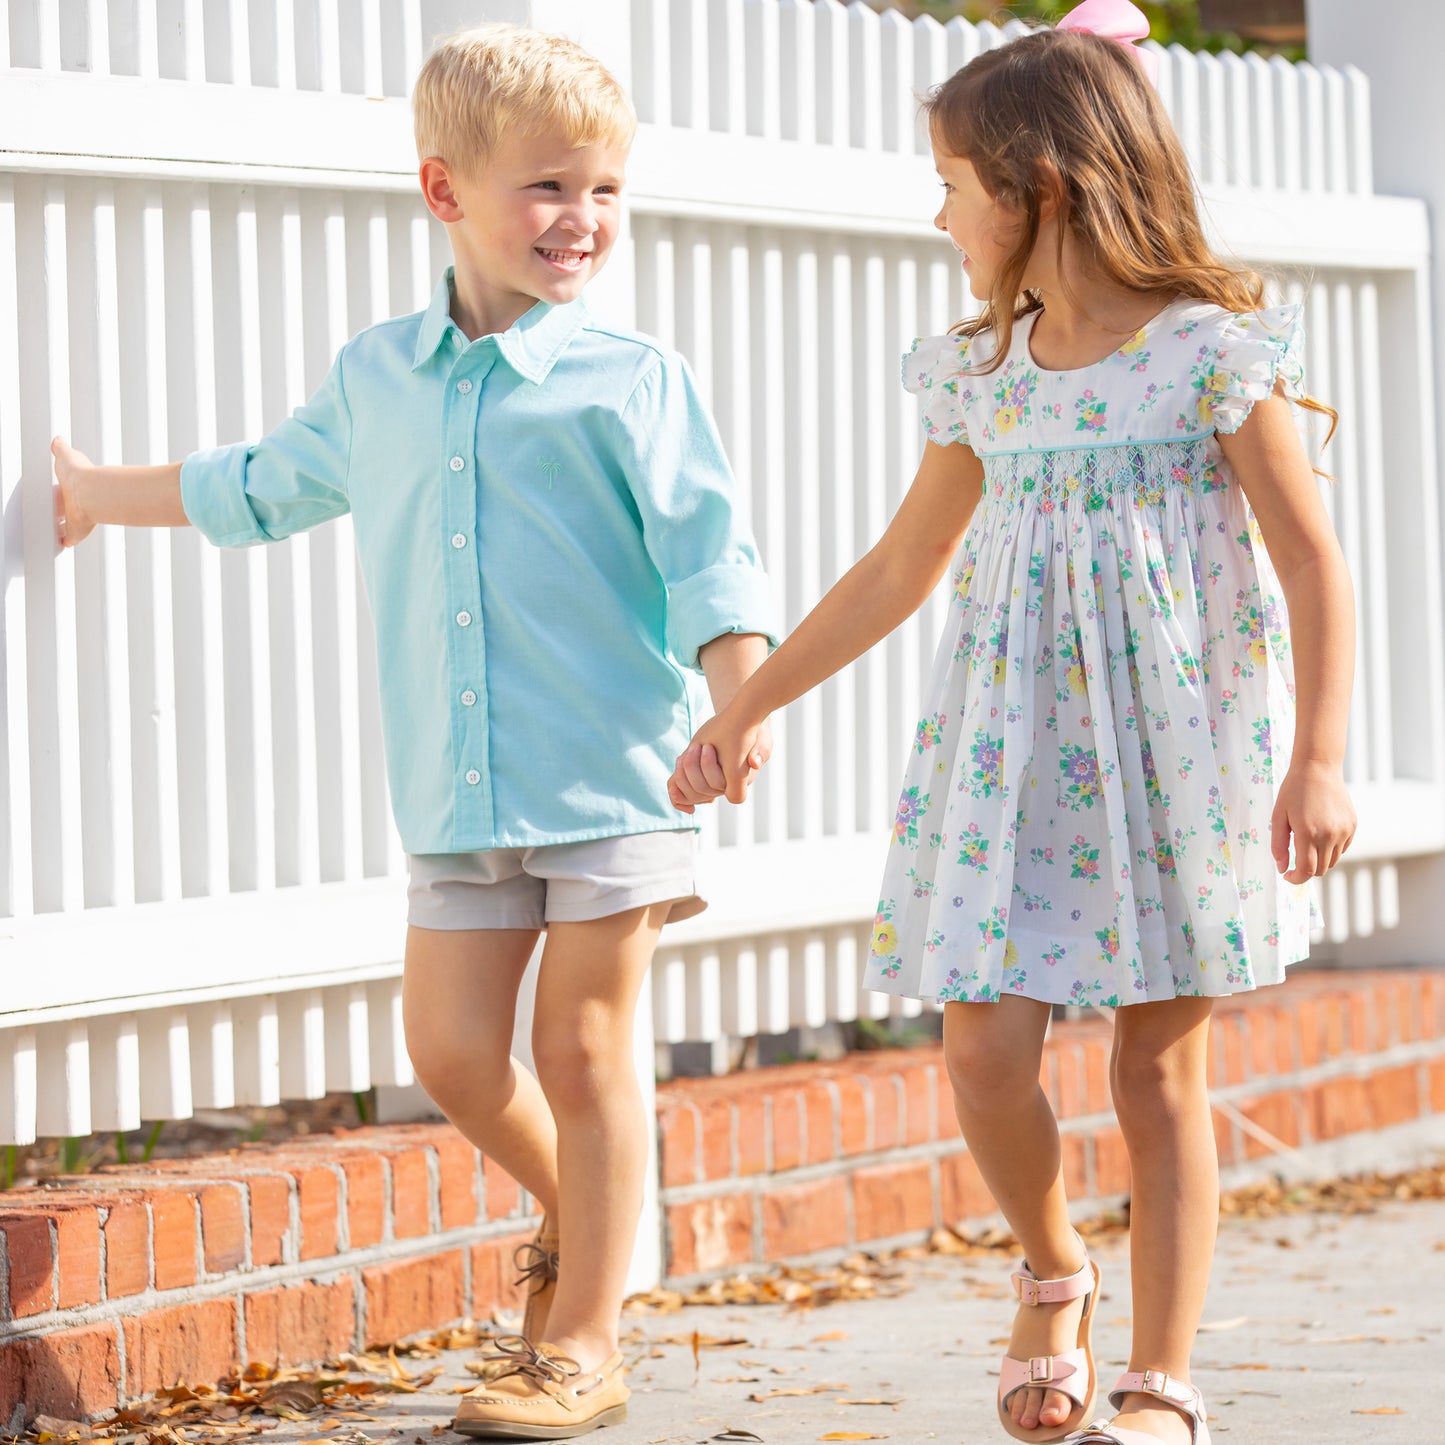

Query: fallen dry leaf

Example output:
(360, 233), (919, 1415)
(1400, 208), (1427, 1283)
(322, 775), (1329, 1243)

(748, 1384), (844, 1403)
(1352, 1407), (1405, 1416)
(812, 1330), (850, 1342)
(839, 1398), (902, 1407)
(818, 1434), (888, 1441)
(259, 1381), (324, 1413)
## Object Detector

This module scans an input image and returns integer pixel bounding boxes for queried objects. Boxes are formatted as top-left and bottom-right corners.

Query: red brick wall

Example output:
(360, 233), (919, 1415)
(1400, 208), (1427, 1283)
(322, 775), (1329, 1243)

(2, 969), (1442, 1421)
(656, 969), (1445, 1278)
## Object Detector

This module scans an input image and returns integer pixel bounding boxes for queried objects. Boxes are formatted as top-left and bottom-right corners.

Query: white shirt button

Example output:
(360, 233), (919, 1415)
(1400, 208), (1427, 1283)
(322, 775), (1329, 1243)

(460, 689), (477, 707)
(457, 379), (473, 394)
(449, 455), (466, 472)
(464, 768), (481, 786)
(456, 610), (472, 627)
(451, 532), (467, 549)
(450, 332), (462, 348)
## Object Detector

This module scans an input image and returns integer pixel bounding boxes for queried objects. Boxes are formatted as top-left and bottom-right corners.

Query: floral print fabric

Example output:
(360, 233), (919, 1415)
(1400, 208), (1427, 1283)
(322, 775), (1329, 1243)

(871, 300), (1312, 1006)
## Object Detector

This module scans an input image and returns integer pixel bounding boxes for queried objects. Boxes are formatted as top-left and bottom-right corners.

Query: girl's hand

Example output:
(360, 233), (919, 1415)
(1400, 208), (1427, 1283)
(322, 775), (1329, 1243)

(52, 436), (98, 549)
(1271, 760), (1356, 882)
(668, 714), (772, 812)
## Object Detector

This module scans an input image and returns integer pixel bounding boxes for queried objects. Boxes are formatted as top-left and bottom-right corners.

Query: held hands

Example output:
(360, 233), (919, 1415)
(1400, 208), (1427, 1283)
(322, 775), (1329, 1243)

(668, 712), (772, 813)
(52, 436), (97, 549)
(1271, 759), (1357, 883)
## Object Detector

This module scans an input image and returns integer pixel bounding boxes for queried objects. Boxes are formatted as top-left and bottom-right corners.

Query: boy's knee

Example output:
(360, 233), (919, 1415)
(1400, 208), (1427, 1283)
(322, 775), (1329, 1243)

(531, 1019), (633, 1112)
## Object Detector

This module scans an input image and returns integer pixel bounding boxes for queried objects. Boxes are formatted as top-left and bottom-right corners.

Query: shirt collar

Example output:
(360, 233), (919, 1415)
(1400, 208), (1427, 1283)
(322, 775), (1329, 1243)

(412, 267), (589, 383)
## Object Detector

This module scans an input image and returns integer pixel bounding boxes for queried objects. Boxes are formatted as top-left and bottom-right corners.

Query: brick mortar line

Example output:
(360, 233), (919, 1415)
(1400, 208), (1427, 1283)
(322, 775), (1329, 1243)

(1206, 1034), (1445, 1100)
(0, 1218), (530, 1343)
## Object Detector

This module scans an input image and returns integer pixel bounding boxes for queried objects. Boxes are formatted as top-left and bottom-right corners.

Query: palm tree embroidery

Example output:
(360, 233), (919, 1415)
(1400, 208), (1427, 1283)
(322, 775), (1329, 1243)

(540, 460), (561, 491)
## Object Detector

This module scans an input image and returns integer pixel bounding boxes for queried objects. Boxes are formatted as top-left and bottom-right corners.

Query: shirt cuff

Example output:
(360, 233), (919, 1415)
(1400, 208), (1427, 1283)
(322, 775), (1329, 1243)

(667, 563), (781, 669)
(180, 443), (270, 548)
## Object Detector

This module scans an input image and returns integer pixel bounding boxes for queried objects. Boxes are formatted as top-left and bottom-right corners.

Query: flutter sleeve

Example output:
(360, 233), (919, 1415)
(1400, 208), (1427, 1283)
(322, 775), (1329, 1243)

(902, 331), (973, 447)
(1207, 304), (1307, 435)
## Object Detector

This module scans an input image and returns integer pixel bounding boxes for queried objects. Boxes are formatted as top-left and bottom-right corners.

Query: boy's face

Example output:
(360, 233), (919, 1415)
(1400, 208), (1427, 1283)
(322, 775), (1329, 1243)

(439, 129), (628, 327)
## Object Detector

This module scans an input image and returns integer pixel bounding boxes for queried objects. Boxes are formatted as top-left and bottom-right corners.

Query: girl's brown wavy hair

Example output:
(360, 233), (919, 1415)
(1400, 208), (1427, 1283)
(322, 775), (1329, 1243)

(927, 28), (1336, 441)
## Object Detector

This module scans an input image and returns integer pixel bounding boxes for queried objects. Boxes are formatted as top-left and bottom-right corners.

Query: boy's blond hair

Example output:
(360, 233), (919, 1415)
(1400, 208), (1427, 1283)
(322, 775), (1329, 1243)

(413, 23), (636, 174)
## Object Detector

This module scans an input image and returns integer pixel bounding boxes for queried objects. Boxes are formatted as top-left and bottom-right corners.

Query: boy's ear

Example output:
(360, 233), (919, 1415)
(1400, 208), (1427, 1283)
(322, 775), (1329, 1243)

(420, 157), (465, 223)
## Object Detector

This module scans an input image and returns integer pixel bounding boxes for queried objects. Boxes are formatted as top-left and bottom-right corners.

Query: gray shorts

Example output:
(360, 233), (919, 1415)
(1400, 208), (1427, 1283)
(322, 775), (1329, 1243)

(406, 829), (704, 931)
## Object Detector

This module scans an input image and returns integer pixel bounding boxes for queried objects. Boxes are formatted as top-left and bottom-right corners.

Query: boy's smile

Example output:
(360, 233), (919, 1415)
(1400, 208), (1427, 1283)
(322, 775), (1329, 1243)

(422, 131), (629, 337)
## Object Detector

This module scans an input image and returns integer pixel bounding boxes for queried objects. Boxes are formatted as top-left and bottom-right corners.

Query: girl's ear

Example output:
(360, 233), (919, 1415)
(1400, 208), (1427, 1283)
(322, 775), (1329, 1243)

(1034, 158), (1066, 224)
(420, 157), (465, 224)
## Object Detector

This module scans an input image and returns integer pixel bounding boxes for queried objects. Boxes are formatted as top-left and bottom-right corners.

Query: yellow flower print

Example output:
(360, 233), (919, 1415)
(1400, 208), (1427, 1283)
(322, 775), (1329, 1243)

(1004, 939), (1020, 967)
(871, 921), (899, 956)
(1067, 663), (1087, 695)
(995, 406), (1018, 434)
(1119, 329), (1147, 354)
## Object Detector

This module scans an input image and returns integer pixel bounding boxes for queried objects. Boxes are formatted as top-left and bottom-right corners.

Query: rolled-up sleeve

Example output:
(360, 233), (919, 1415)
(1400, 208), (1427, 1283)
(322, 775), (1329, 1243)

(180, 350), (353, 547)
(618, 352), (779, 668)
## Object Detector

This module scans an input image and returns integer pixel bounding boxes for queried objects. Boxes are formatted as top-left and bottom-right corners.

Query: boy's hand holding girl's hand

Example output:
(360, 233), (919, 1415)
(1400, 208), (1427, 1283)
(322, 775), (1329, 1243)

(668, 711), (771, 813)
(1272, 759), (1357, 883)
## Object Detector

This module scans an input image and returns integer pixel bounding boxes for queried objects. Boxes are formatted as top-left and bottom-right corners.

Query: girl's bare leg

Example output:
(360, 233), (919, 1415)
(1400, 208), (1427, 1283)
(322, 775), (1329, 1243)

(944, 996), (1087, 1432)
(1107, 996), (1218, 1443)
(402, 925), (560, 1215)
(528, 902), (670, 1372)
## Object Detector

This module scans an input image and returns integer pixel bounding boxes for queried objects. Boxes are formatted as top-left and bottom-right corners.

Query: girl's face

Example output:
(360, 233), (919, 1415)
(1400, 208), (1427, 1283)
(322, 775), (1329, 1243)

(933, 150), (1021, 301)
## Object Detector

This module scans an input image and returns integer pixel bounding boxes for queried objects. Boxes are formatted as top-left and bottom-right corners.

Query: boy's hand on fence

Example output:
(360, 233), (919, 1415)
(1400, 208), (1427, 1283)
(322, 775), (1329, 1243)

(668, 716), (771, 812)
(52, 436), (98, 549)
(1271, 760), (1356, 883)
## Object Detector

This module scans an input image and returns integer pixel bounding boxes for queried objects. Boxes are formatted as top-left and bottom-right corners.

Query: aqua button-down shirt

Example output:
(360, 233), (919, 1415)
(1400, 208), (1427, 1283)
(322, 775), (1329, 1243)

(180, 270), (778, 854)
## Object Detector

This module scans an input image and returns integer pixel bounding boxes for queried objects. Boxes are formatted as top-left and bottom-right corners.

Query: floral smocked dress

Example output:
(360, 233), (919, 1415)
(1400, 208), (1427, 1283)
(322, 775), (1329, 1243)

(867, 299), (1313, 1006)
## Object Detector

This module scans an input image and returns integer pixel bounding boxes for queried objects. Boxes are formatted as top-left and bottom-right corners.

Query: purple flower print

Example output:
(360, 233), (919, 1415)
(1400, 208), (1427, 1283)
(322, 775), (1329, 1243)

(1059, 743), (1103, 808)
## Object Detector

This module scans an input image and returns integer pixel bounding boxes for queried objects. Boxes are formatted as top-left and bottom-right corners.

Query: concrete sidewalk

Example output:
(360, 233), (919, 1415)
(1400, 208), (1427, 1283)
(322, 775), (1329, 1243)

(252, 1193), (1442, 1444)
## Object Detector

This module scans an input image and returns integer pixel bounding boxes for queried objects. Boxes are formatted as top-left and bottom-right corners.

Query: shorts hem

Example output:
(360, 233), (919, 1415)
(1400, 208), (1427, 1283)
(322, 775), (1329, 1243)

(545, 874), (701, 924)
(407, 908), (545, 932)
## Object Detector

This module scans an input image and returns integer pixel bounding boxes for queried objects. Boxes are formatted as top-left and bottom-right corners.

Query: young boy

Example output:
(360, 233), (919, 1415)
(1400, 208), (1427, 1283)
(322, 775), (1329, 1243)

(52, 24), (774, 1439)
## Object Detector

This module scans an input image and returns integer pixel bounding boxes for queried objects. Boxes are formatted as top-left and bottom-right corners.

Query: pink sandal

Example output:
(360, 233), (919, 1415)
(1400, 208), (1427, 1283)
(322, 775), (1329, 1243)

(998, 1251), (1101, 1442)
(1064, 1370), (1211, 1445)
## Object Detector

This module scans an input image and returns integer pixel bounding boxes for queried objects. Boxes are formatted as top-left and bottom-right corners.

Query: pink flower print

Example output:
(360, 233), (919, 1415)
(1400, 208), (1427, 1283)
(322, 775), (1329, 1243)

(1095, 924), (1121, 959)
(1074, 389), (1107, 435)
(1069, 834), (1102, 884)
(957, 823), (991, 873)
(914, 711), (948, 753)
(1171, 464), (1191, 485)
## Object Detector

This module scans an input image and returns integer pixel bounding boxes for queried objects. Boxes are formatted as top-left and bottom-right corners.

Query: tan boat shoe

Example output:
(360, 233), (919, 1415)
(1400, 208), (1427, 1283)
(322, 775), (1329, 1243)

(517, 1215), (560, 1344)
(453, 1336), (628, 1440)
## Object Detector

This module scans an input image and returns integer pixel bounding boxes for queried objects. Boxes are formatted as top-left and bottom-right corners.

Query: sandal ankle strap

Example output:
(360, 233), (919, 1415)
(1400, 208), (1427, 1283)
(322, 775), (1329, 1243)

(1010, 1253), (1094, 1306)
(1108, 1369), (1204, 1419)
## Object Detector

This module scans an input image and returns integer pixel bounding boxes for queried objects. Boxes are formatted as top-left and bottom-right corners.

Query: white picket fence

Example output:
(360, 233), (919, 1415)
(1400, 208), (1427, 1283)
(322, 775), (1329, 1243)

(2, 0), (1442, 1226)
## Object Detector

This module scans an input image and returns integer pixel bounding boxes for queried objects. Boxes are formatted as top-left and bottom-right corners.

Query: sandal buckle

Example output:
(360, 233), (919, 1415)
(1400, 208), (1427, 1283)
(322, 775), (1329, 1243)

(1028, 1356), (1053, 1384)
(1141, 1369), (1170, 1396)
(1016, 1276), (1041, 1306)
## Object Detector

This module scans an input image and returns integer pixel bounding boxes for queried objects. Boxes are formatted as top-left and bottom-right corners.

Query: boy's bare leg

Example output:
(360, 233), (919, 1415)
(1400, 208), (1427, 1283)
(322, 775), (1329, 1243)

(529, 902), (670, 1371)
(944, 996), (1086, 1433)
(402, 926), (560, 1215)
(1106, 996), (1217, 1444)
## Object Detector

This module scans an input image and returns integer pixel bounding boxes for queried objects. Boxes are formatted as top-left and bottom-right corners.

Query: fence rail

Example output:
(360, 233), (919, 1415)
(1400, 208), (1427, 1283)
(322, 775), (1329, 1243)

(2, 3), (1442, 1193)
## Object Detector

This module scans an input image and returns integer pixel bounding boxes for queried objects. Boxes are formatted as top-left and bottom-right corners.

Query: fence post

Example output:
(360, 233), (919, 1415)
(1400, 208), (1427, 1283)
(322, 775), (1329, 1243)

(1306, 0), (1445, 962)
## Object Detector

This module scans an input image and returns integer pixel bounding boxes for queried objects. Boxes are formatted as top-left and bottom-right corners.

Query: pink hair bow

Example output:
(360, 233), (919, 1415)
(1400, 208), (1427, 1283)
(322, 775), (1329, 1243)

(1057, 0), (1159, 85)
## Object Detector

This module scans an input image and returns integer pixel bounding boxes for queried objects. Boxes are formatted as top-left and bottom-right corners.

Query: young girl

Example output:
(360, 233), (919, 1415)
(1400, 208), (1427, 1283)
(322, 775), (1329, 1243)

(669, 5), (1356, 1444)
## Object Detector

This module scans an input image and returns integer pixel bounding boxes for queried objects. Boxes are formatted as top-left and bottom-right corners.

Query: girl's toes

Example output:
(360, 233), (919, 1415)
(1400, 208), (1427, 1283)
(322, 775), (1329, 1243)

(1040, 1390), (1069, 1425)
